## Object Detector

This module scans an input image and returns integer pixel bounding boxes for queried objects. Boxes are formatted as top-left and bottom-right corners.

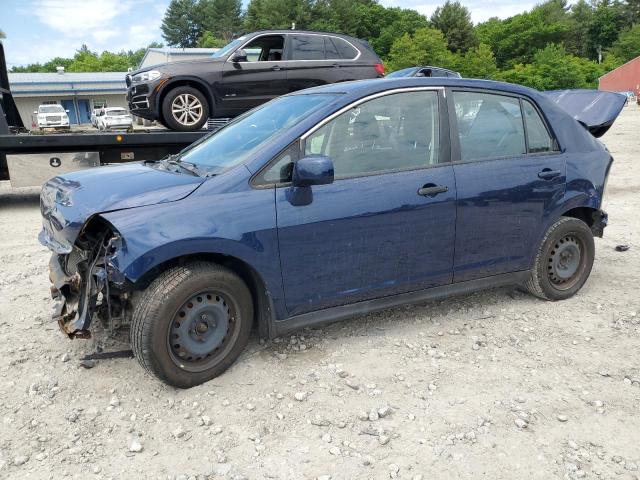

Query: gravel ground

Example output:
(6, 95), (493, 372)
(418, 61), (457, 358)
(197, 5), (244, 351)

(0, 105), (638, 480)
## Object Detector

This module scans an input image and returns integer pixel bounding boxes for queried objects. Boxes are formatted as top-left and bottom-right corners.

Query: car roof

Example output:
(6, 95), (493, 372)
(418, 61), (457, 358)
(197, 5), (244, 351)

(293, 77), (540, 99)
(247, 30), (361, 39)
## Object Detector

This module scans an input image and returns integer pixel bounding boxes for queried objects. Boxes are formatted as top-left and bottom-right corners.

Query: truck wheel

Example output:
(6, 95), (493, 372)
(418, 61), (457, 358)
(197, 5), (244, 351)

(131, 262), (253, 388)
(525, 217), (595, 301)
(162, 86), (209, 131)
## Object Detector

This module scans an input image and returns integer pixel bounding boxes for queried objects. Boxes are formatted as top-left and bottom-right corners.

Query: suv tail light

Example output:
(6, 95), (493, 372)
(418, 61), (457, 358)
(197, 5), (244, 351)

(374, 63), (385, 76)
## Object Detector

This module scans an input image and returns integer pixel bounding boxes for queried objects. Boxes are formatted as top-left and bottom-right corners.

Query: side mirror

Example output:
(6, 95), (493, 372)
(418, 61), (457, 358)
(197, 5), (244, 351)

(231, 49), (248, 63)
(292, 155), (334, 187)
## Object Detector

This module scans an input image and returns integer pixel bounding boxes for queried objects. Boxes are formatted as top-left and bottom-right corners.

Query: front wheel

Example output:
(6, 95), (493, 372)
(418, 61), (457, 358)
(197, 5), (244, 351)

(161, 86), (209, 131)
(525, 217), (595, 301)
(131, 262), (253, 388)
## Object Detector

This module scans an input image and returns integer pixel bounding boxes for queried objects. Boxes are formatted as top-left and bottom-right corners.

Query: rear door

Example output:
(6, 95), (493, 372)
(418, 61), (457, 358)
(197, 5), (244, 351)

(285, 34), (342, 92)
(220, 34), (288, 113)
(449, 89), (566, 282)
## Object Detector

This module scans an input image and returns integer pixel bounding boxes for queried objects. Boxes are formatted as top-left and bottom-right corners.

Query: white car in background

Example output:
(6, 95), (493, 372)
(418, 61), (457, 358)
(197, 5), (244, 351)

(96, 107), (133, 131)
(90, 108), (103, 127)
(34, 104), (70, 130)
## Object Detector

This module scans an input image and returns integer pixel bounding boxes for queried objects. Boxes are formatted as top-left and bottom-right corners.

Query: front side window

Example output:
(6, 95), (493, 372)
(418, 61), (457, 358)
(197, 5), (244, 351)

(453, 91), (526, 161)
(522, 100), (555, 153)
(241, 35), (284, 62)
(178, 93), (338, 175)
(304, 90), (440, 179)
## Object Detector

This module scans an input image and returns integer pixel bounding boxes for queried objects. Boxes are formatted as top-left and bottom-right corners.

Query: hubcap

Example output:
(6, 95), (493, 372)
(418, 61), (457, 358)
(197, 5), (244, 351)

(171, 93), (203, 126)
(547, 234), (583, 289)
(168, 291), (235, 372)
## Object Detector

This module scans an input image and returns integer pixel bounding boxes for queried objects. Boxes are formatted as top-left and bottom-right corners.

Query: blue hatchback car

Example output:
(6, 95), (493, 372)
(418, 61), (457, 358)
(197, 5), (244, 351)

(40, 78), (625, 387)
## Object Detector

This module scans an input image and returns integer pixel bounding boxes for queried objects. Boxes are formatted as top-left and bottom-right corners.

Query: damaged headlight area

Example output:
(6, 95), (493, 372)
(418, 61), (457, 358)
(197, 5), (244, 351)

(49, 217), (132, 339)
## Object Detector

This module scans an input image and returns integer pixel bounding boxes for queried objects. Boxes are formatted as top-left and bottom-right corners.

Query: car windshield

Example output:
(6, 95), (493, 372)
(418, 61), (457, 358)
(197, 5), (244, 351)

(107, 109), (127, 116)
(177, 93), (340, 174)
(211, 36), (246, 58)
(385, 68), (418, 78)
(39, 105), (64, 113)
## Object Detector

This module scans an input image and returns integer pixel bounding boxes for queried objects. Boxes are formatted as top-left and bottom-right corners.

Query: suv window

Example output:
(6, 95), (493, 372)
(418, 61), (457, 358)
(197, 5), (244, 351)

(522, 99), (555, 153)
(333, 37), (359, 60)
(291, 35), (325, 60)
(304, 90), (440, 178)
(453, 91), (526, 161)
(242, 35), (284, 62)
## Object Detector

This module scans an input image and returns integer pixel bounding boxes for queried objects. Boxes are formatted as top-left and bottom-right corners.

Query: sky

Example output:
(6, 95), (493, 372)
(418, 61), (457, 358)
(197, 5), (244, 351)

(1, 0), (539, 67)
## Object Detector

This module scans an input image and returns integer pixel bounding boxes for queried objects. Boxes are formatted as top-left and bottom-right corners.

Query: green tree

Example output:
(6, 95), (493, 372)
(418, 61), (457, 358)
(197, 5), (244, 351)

(161, 0), (202, 47)
(609, 23), (640, 62)
(476, 0), (571, 67)
(199, 0), (243, 42)
(456, 43), (497, 78)
(588, 0), (626, 59)
(430, 1), (477, 53)
(245, 0), (313, 30)
(386, 27), (455, 72)
(565, 0), (593, 58)
(197, 31), (227, 48)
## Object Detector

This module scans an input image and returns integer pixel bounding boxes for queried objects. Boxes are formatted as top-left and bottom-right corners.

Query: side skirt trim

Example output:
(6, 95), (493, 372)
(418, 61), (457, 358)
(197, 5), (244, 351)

(273, 270), (531, 337)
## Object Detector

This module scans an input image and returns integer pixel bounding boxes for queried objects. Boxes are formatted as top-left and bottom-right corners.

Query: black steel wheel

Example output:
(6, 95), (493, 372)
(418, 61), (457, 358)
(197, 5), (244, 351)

(526, 217), (595, 301)
(131, 262), (253, 388)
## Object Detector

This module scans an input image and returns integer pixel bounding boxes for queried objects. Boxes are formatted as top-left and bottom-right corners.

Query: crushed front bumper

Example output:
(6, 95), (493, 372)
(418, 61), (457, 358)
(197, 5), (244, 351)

(48, 253), (95, 338)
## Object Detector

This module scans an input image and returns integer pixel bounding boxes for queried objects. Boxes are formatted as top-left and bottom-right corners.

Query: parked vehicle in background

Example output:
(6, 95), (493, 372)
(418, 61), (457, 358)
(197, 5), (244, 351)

(386, 66), (461, 78)
(96, 107), (133, 131)
(40, 78), (625, 388)
(126, 30), (385, 132)
(35, 104), (70, 130)
(90, 108), (103, 127)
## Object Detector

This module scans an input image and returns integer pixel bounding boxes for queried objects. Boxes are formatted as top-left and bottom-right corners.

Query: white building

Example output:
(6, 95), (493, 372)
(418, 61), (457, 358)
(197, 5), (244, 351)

(9, 69), (128, 129)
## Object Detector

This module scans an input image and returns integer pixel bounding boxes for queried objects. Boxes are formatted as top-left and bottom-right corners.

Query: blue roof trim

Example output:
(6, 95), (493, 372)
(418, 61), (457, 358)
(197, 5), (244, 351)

(13, 87), (126, 94)
(10, 80), (125, 85)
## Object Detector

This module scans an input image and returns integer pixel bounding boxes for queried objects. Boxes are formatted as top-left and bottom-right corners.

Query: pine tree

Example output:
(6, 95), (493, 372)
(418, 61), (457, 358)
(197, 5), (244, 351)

(161, 0), (202, 47)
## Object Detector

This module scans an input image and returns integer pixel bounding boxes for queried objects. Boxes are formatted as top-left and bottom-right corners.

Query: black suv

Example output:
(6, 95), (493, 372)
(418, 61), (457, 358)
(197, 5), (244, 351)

(126, 30), (385, 131)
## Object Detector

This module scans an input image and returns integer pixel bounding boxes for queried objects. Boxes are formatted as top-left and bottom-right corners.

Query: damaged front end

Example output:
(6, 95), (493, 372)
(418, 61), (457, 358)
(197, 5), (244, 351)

(44, 218), (131, 339)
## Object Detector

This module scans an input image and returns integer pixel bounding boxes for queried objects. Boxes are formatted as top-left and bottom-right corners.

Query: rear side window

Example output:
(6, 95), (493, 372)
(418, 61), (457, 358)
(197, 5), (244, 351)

(453, 91), (526, 161)
(522, 100), (555, 153)
(333, 38), (359, 60)
(291, 35), (325, 60)
(324, 37), (340, 60)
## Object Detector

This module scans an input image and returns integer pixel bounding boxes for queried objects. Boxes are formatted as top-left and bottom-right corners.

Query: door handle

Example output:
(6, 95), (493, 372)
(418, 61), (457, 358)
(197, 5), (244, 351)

(418, 184), (448, 197)
(332, 63), (341, 68)
(538, 169), (561, 180)
(271, 65), (281, 71)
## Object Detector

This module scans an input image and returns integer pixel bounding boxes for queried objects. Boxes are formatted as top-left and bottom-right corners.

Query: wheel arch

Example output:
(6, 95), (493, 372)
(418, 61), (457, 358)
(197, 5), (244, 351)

(560, 206), (607, 237)
(157, 78), (215, 124)
(132, 252), (275, 339)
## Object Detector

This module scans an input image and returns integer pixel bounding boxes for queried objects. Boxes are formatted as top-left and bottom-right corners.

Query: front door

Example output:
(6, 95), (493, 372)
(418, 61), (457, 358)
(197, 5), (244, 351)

(220, 35), (288, 114)
(274, 89), (457, 316)
(450, 90), (566, 282)
(77, 99), (91, 124)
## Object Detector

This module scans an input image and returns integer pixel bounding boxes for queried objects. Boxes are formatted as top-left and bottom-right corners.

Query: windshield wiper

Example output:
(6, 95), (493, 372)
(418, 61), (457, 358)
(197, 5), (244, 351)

(155, 155), (203, 177)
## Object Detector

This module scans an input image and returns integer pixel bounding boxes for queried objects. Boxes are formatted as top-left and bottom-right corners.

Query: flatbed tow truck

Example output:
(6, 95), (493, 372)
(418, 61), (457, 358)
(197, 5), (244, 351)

(0, 42), (213, 189)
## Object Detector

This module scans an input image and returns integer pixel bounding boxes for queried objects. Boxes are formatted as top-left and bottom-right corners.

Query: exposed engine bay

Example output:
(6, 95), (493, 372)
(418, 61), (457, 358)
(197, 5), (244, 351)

(46, 218), (130, 338)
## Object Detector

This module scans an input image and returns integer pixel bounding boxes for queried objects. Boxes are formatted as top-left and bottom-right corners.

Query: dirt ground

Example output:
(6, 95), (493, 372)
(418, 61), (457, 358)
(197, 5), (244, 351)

(0, 105), (638, 480)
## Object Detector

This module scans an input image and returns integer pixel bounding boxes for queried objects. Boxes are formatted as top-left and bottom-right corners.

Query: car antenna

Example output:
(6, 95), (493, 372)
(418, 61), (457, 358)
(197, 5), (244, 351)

(291, 22), (295, 30)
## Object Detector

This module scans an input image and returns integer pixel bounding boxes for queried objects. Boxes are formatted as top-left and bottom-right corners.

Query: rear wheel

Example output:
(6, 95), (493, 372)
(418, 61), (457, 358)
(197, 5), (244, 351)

(131, 262), (253, 388)
(161, 86), (209, 131)
(525, 217), (595, 300)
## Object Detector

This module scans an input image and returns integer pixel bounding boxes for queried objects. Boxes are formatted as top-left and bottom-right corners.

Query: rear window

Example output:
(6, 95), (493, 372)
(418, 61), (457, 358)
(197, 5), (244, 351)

(333, 37), (359, 60)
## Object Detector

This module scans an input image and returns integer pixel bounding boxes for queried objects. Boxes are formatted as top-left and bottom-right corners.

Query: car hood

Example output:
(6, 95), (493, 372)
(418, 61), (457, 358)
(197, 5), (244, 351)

(39, 162), (205, 254)
(129, 58), (225, 76)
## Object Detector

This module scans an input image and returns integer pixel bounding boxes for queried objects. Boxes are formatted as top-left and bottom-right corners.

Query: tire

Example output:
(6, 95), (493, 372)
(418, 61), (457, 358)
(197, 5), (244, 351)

(161, 86), (209, 131)
(131, 262), (253, 388)
(525, 217), (595, 301)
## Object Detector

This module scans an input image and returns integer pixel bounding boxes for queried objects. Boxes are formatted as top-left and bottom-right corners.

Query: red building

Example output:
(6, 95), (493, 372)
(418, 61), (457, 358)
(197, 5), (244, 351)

(599, 56), (640, 96)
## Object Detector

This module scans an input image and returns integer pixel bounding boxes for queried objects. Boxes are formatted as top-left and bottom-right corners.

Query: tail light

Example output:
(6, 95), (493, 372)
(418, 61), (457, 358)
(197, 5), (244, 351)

(374, 63), (385, 76)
